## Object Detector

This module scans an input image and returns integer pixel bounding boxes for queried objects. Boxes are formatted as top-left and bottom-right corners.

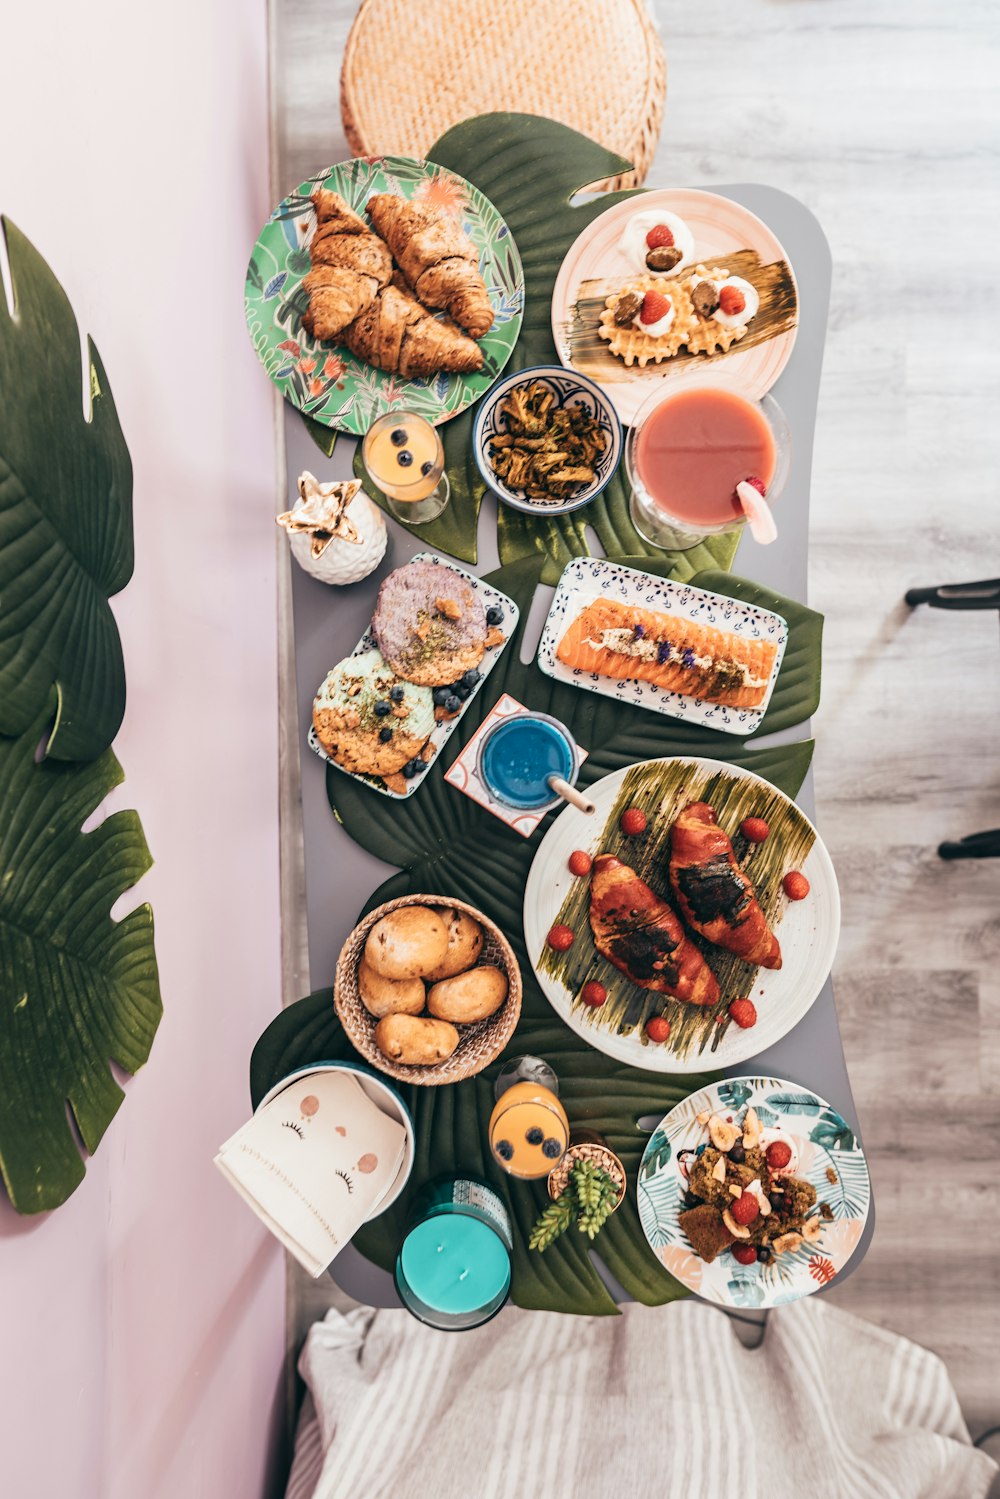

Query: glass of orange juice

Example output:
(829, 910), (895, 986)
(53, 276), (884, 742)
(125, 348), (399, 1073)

(489, 1056), (569, 1180)
(362, 410), (450, 524)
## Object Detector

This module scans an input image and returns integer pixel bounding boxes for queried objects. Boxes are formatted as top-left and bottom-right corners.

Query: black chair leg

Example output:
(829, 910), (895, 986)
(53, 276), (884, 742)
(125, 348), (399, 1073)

(906, 578), (1000, 610)
(938, 830), (1000, 860)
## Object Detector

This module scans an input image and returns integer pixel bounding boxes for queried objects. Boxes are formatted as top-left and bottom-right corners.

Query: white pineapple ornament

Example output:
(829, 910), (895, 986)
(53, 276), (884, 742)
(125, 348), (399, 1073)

(276, 471), (387, 585)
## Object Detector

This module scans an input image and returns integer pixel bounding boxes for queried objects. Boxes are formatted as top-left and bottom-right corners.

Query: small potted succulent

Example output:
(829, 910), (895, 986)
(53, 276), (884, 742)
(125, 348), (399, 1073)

(528, 1139), (627, 1252)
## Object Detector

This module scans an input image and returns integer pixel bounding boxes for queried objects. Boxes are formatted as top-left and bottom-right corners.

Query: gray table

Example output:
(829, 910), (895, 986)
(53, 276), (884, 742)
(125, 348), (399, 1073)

(279, 184), (874, 1306)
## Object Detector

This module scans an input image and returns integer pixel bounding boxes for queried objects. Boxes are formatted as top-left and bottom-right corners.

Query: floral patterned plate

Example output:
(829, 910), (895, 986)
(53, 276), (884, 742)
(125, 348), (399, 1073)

(308, 553), (518, 798)
(244, 157), (524, 435)
(537, 558), (787, 735)
(637, 1076), (870, 1307)
(523, 757), (839, 1072)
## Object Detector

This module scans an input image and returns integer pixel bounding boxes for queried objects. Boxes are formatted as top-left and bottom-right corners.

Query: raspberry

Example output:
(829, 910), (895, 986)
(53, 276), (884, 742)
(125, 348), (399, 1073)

(645, 1016), (671, 1043)
(546, 924), (575, 952)
(639, 290), (672, 326)
(645, 223), (676, 250)
(782, 871), (810, 901)
(766, 1140), (793, 1171)
(740, 817), (770, 843)
(620, 807), (648, 836)
(568, 850), (593, 877)
(581, 981), (607, 1008)
(731, 1244), (758, 1265)
(718, 284), (747, 316)
(730, 1191), (760, 1226)
(742, 475), (767, 498)
(728, 998), (757, 1029)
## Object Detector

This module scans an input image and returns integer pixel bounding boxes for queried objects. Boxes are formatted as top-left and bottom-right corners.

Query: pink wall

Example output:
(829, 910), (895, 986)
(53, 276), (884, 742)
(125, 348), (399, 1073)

(0, 4), (285, 1496)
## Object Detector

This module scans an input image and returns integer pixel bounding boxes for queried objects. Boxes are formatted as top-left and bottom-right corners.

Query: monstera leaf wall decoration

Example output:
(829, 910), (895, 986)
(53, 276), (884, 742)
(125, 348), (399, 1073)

(252, 556), (822, 1312)
(0, 219), (160, 1213)
(338, 113), (741, 583)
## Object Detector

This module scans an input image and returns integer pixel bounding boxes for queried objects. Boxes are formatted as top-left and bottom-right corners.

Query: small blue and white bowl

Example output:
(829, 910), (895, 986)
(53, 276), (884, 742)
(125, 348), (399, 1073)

(473, 365), (623, 516)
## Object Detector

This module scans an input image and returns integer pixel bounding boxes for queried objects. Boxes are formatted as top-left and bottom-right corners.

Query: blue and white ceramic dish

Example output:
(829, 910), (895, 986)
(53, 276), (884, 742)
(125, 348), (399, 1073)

(637, 1076), (870, 1308)
(472, 365), (623, 516)
(536, 557), (788, 735)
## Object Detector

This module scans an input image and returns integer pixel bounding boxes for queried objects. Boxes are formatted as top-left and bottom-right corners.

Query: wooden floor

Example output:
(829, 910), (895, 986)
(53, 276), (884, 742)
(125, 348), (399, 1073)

(272, 0), (1000, 1438)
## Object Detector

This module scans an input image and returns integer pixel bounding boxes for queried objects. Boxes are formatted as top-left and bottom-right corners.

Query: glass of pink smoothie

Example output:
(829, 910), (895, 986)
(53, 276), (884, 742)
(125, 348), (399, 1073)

(625, 386), (791, 550)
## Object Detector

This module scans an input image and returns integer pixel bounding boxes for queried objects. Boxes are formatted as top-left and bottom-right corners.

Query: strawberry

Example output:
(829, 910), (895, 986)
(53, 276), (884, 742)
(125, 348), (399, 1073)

(719, 284), (747, 316)
(639, 290), (672, 326)
(645, 223), (675, 250)
(782, 871), (810, 901)
(620, 807), (648, 836)
(731, 1244), (758, 1265)
(740, 817), (770, 843)
(766, 1140), (793, 1171)
(568, 850), (593, 877)
(546, 924), (575, 952)
(730, 1190), (760, 1226)
(645, 1016), (671, 1043)
(581, 981), (607, 1008)
(742, 475), (767, 498)
(728, 998), (758, 1029)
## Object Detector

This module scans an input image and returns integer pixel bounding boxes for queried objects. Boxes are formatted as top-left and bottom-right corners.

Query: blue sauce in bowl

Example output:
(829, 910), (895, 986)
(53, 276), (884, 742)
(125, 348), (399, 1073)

(480, 717), (575, 810)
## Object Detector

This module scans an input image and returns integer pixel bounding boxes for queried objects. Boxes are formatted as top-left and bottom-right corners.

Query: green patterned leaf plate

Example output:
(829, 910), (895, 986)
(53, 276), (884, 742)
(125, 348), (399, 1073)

(244, 156), (524, 435)
(637, 1076), (871, 1307)
(524, 757), (839, 1072)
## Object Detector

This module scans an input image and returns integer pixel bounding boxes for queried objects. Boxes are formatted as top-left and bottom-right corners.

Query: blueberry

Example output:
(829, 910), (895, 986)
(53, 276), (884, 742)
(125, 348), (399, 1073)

(494, 1139), (514, 1162)
(373, 700), (391, 717)
(525, 1127), (544, 1146)
(455, 684), (471, 701)
(757, 1244), (772, 1263)
(486, 606), (504, 626)
(461, 669), (481, 688)
(683, 1191), (701, 1210)
(444, 694), (462, 713)
(390, 684), (405, 702)
(433, 686), (452, 707)
(420, 460), (435, 477)
(378, 726), (393, 743)
(390, 428), (408, 447)
(541, 1138), (563, 1160)
(402, 760), (419, 779)
(397, 450), (414, 467)
(729, 1140), (745, 1164)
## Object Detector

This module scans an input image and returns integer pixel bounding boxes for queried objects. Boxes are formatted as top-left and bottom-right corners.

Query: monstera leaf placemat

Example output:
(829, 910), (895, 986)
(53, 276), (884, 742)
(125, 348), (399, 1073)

(253, 555), (821, 1311)
(325, 113), (740, 580)
(0, 216), (133, 762)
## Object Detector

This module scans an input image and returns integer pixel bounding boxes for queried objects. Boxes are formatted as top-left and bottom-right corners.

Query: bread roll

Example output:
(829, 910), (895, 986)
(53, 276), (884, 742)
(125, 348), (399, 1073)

(375, 1013), (459, 1066)
(358, 960), (425, 1018)
(424, 907), (485, 981)
(365, 905), (449, 980)
(427, 966), (508, 1023)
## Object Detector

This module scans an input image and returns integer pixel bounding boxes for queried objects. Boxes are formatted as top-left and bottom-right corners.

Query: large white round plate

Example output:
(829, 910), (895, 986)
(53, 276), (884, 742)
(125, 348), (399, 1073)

(523, 757), (839, 1073)
(551, 188), (798, 425)
(637, 1076), (871, 1307)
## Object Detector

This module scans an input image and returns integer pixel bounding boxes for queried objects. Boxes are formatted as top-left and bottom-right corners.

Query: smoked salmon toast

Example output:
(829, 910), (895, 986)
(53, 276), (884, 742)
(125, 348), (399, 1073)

(589, 855), (720, 1006)
(668, 802), (782, 969)
(556, 597), (779, 709)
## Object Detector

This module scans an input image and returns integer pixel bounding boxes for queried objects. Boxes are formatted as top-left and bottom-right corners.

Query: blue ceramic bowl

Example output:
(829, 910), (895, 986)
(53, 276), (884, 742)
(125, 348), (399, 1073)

(473, 365), (623, 516)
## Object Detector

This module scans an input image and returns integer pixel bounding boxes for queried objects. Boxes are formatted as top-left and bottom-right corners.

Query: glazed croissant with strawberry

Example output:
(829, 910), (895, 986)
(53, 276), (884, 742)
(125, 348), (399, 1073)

(668, 802), (782, 968)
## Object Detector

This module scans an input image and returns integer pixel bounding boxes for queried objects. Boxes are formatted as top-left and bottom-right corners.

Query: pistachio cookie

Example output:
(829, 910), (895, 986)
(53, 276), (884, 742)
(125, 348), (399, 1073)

(372, 561), (486, 687)
(312, 647), (433, 777)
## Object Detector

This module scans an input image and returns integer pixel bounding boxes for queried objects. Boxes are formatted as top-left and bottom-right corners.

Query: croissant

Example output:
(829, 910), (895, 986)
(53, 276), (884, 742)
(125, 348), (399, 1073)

(588, 855), (719, 1006)
(668, 803), (782, 969)
(342, 278), (483, 379)
(302, 191), (392, 341)
(366, 194), (494, 339)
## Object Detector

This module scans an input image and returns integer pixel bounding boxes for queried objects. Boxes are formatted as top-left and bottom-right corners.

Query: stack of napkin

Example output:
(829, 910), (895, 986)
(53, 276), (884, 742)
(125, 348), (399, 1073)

(216, 1069), (407, 1276)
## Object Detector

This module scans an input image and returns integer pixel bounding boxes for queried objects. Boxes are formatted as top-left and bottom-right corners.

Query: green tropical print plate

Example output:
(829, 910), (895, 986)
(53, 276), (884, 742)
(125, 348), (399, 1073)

(244, 156), (524, 436)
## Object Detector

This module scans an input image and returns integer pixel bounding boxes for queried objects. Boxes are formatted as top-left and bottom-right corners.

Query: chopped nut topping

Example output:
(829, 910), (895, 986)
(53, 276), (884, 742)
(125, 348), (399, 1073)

(728, 1183), (742, 1199)
(415, 619), (431, 641)
(485, 626), (504, 649)
(435, 596), (462, 621)
(711, 1156), (727, 1183)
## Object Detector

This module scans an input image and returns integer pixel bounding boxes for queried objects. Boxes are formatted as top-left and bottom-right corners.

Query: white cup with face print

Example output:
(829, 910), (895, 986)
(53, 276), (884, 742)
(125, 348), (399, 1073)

(215, 1062), (414, 1276)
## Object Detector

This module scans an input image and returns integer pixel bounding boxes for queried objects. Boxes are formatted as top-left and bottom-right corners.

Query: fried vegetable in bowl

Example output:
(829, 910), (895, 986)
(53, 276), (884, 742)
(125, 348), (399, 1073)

(473, 366), (623, 515)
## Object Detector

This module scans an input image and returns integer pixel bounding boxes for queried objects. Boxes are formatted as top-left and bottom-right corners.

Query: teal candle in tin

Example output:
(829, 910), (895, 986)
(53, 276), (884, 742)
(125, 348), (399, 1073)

(395, 1177), (513, 1330)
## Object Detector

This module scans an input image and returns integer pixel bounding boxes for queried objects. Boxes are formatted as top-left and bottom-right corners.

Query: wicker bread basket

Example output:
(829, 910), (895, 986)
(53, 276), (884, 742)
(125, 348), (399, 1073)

(340, 0), (666, 191)
(334, 894), (522, 1086)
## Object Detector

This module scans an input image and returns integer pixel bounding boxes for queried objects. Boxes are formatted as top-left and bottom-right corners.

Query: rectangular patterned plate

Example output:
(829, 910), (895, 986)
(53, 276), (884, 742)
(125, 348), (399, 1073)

(309, 553), (518, 798)
(536, 557), (787, 736)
